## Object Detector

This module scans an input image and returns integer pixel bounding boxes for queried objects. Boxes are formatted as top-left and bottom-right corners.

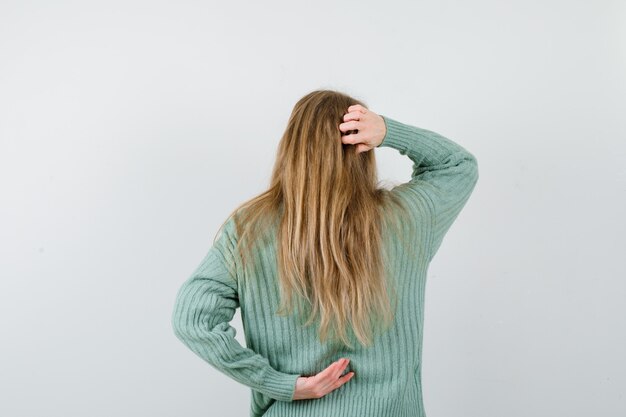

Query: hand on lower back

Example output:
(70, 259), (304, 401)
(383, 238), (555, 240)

(292, 358), (355, 400)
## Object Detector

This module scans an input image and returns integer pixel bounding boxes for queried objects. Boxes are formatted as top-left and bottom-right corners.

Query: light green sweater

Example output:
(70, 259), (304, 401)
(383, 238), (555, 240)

(171, 115), (479, 417)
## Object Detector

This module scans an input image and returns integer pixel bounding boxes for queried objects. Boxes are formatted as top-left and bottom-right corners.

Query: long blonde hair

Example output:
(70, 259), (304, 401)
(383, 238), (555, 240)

(218, 89), (417, 349)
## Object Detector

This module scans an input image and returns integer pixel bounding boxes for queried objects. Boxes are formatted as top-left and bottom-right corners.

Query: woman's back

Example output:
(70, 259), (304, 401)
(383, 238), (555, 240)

(171, 112), (479, 417)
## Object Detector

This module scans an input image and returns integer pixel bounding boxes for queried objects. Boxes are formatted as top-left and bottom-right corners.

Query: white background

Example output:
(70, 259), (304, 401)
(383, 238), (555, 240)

(1, 1), (625, 416)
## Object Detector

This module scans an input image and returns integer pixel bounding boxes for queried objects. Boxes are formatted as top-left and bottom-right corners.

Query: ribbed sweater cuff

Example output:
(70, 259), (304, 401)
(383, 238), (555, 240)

(377, 115), (425, 151)
(261, 368), (300, 402)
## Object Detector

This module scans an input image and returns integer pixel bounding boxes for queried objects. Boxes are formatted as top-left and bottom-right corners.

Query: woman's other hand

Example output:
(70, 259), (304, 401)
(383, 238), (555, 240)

(292, 358), (355, 400)
(339, 104), (386, 154)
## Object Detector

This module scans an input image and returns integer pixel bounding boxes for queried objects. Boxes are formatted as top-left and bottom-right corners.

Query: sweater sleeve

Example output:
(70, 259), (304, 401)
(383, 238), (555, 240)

(171, 217), (301, 402)
(377, 115), (479, 261)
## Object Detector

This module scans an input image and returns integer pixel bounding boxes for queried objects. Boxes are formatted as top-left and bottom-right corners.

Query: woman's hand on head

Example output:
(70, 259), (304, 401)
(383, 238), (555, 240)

(339, 104), (386, 154)
(292, 358), (354, 400)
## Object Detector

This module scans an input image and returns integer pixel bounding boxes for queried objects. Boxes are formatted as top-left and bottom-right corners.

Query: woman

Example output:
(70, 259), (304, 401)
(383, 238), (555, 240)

(171, 89), (479, 417)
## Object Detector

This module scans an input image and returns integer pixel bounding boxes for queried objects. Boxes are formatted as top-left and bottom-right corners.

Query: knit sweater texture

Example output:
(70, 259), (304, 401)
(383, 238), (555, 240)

(171, 115), (479, 417)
